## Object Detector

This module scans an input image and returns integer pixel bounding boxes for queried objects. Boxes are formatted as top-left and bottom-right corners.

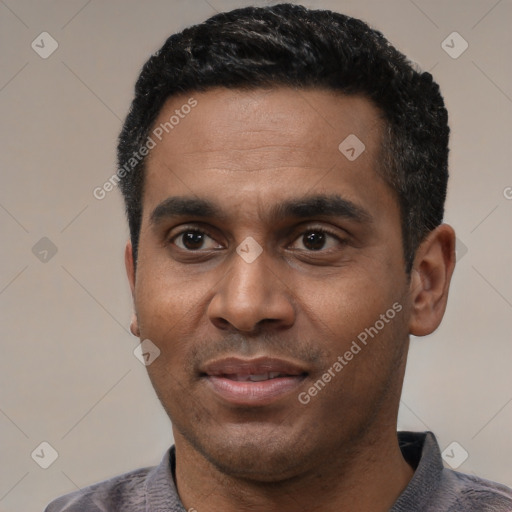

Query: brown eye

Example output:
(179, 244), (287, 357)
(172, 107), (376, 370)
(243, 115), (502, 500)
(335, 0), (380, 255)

(289, 228), (344, 252)
(303, 231), (326, 251)
(182, 231), (205, 250)
(173, 229), (221, 251)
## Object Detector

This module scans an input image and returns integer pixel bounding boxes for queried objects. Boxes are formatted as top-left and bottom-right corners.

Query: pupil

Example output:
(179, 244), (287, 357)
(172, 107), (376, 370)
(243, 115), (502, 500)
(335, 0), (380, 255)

(183, 232), (204, 250)
(304, 231), (325, 250)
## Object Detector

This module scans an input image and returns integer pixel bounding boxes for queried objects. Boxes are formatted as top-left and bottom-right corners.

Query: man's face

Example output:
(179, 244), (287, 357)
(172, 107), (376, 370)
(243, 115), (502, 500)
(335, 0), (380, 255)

(128, 88), (412, 481)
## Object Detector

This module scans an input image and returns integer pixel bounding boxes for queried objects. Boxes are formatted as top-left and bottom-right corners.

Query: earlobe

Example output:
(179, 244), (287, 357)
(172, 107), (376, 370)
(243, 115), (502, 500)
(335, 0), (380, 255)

(408, 224), (456, 337)
(130, 313), (140, 337)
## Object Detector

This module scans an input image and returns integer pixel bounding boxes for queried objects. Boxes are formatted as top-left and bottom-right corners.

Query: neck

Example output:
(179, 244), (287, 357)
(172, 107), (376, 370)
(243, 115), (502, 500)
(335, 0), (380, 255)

(174, 422), (414, 512)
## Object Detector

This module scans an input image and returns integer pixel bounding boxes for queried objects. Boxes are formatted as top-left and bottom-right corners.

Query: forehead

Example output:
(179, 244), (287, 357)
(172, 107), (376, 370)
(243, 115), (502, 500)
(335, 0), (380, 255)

(142, 87), (392, 222)
(148, 87), (383, 169)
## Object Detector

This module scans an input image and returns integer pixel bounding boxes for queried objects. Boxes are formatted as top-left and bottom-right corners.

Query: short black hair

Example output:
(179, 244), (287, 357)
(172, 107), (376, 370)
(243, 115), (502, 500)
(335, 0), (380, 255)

(117, 3), (449, 273)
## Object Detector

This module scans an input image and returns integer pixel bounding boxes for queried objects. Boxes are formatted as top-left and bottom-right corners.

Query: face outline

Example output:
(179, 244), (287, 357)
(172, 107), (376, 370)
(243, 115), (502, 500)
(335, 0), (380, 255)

(125, 87), (455, 483)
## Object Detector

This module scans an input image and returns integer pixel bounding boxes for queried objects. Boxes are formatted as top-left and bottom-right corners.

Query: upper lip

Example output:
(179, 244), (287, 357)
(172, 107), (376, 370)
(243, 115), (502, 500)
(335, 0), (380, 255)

(200, 356), (308, 377)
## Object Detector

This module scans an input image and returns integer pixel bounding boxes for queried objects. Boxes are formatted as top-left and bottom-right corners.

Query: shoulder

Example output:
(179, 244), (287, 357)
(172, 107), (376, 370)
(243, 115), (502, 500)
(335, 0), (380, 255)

(44, 465), (154, 512)
(440, 468), (512, 511)
(395, 431), (512, 512)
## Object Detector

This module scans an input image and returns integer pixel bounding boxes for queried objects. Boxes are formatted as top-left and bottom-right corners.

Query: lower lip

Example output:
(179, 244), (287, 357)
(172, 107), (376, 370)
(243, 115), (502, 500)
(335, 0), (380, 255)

(204, 375), (306, 406)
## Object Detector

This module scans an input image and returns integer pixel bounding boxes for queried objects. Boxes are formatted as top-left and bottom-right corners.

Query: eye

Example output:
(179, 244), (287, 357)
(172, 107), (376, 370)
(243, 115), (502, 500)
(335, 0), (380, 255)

(290, 228), (343, 251)
(172, 229), (222, 251)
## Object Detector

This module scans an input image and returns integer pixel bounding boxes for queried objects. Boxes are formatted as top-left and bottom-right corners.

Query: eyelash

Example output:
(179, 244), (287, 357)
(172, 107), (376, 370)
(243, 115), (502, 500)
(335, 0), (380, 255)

(168, 227), (218, 250)
(168, 225), (346, 251)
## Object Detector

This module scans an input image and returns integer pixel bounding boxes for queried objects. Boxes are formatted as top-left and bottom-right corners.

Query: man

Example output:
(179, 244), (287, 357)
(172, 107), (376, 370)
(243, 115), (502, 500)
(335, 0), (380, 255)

(46, 3), (512, 511)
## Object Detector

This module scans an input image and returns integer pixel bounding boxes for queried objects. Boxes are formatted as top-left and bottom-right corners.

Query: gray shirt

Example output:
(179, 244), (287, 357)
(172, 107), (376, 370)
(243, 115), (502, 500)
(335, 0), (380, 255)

(45, 431), (512, 511)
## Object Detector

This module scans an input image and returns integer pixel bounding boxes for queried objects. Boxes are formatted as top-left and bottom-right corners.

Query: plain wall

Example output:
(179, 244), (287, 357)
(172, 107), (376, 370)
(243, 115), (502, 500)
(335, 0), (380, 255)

(1, 0), (511, 510)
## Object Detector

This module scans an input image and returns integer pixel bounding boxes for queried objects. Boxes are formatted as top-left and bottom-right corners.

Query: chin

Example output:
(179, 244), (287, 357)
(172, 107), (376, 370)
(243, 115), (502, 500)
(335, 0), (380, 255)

(182, 423), (311, 482)
(206, 445), (306, 482)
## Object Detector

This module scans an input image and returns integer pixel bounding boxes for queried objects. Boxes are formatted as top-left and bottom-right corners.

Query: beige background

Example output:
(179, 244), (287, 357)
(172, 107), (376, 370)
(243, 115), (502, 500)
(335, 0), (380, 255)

(1, 0), (511, 510)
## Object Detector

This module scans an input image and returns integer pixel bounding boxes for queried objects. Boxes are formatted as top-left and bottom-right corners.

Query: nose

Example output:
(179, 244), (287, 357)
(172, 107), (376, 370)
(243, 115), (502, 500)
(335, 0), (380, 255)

(207, 247), (296, 333)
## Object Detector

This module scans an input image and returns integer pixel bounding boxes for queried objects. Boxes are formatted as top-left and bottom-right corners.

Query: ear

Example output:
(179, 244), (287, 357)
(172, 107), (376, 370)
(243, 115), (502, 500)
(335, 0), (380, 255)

(408, 224), (456, 337)
(125, 241), (140, 337)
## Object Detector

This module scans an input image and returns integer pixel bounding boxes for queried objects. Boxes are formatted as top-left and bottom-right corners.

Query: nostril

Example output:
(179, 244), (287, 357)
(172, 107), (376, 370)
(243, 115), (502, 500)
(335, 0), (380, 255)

(209, 317), (231, 330)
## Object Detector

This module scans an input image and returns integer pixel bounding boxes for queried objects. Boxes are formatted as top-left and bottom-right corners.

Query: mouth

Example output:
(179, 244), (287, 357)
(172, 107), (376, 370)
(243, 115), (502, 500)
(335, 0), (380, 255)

(220, 372), (296, 382)
(200, 357), (308, 406)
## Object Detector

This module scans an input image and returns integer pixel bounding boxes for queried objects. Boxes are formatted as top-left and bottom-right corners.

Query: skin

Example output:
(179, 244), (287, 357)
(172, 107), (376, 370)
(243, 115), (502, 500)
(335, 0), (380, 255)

(125, 87), (456, 512)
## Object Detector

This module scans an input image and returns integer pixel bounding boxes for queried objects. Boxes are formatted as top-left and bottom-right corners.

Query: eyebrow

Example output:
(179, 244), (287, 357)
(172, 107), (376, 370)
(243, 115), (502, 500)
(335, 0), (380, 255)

(150, 194), (372, 226)
(150, 197), (224, 225)
(272, 194), (372, 224)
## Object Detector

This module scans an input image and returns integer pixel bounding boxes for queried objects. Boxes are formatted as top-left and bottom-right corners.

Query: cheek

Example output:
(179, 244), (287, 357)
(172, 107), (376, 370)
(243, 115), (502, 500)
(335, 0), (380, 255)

(134, 274), (201, 403)
(134, 264), (202, 348)
(299, 267), (402, 339)
(296, 270), (408, 404)
(303, 281), (407, 406)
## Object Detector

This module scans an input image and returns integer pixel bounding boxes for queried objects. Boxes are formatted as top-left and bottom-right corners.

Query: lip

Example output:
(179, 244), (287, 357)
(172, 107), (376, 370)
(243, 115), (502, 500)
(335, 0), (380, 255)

(200, 356), (308, 406)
